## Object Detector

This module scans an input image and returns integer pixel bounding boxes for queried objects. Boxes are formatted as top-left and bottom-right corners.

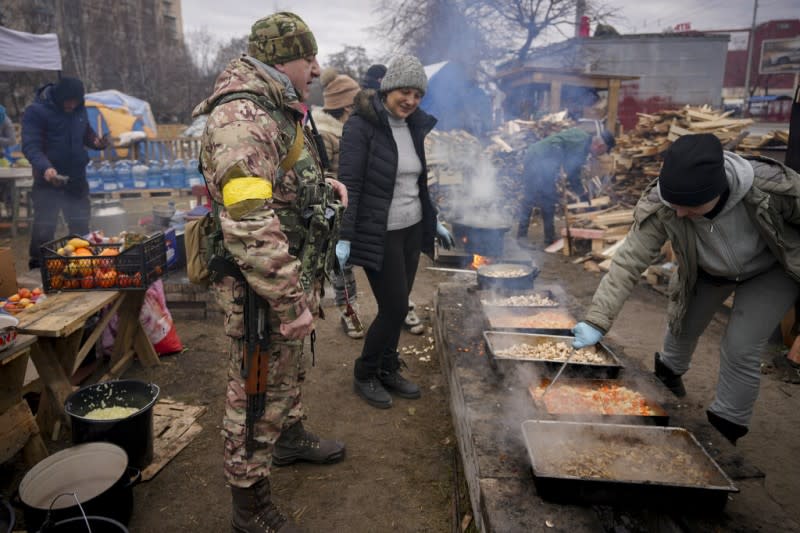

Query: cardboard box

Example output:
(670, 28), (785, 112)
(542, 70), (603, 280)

(0, 247), (18, 298)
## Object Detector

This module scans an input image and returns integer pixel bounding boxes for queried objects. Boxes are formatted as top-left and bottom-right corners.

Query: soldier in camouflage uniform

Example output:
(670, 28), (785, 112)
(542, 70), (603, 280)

(192, 12), (347, 533)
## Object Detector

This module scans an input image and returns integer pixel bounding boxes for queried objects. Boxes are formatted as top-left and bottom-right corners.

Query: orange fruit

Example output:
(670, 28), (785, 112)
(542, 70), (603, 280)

(73, 247), (94, 256)
(8, 294), (20, 302)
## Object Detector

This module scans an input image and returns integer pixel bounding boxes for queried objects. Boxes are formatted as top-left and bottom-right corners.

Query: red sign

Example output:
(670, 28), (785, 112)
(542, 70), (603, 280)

(674, 22), (692, 32)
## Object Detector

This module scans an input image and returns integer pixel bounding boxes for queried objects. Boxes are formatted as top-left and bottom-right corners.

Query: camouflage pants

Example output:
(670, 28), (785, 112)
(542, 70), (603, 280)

(222, 315), (305, 488)
(331, 261), (357, 307)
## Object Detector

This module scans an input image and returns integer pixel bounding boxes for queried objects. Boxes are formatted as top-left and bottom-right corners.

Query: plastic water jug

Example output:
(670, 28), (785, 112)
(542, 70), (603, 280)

(99, 161), (118, 192)
(86, 162), (102, 193)
(147, 160), (162, 189)
(132, 163), (149, 189)
(170, 159), (186, 189)
(187, 158), (203, 187)
(116, 160), (134, 189)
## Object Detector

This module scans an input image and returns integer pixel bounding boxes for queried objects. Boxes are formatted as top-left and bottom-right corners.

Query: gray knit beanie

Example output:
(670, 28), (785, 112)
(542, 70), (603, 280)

(380, 55), (427, 95)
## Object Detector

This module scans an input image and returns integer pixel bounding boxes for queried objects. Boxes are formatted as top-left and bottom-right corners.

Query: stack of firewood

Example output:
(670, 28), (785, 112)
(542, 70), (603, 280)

(607, 105), (759, 204)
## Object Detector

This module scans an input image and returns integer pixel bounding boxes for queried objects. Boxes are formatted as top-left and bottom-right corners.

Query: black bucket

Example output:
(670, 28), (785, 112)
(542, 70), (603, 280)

(64, 380), (160, 470)
(18, 443), (138, 531)
(39, 515), (129, 532)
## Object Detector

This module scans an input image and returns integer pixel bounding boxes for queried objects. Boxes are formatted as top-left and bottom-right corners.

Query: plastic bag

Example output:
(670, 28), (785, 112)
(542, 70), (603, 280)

(101, 279), (182, 356)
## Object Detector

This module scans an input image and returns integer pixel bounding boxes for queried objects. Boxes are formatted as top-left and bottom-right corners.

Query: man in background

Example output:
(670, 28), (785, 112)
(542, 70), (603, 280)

(517, 127), (614, 246)
(22, 77), (108, 269)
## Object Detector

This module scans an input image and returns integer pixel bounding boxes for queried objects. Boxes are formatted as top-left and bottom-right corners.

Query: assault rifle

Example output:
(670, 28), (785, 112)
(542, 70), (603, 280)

(242, 283), (270, 458)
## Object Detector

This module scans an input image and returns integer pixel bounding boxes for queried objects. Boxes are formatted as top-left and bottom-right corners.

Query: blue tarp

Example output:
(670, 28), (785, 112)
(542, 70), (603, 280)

(420, 61), (492, 135)
(85, 90), (157, 135)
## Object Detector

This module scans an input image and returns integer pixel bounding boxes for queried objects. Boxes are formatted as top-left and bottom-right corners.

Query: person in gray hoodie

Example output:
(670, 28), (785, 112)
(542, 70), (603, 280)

(571, 133), (800, 445)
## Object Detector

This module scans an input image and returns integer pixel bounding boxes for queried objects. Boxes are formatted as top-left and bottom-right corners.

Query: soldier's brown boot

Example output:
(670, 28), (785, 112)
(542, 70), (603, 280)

(272, 421), (346, 466)
(231, 478), (304, 533)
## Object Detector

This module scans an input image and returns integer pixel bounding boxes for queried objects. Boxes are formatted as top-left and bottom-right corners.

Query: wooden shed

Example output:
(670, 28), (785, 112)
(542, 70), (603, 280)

(495, 65), (639, 134)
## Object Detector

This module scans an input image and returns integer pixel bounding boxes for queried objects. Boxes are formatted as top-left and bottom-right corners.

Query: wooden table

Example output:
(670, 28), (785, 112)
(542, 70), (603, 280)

(15, 290), (160, 437)
(0, 334), (48, 466)
(0, 167), (33, 237)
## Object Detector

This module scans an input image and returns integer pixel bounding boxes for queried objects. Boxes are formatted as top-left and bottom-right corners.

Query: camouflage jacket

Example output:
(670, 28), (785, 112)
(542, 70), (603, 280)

(193, 56), (326, 337)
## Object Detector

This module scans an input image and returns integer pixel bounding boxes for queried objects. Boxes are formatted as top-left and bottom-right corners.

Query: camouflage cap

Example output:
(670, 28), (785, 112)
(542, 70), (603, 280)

(248, 12), (318, 65)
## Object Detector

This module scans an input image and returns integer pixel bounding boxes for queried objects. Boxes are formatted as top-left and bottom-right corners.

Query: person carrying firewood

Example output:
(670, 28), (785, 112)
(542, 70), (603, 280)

(572, 133), (800, 446)
(517, 127), (615, 246)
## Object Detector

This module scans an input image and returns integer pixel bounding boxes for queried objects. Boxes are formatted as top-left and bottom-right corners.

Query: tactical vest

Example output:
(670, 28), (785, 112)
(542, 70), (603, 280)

(204, 91), (343, 291)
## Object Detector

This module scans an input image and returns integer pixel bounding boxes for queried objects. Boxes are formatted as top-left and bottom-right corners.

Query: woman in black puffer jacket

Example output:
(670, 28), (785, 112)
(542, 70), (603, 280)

(336, 55), (454, 409)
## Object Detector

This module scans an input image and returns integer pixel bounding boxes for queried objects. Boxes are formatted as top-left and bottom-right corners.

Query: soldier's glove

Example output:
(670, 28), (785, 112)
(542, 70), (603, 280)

(335, 240), (351, 271)
(571, 321), (604, 349)
(436, 222), (455, 250)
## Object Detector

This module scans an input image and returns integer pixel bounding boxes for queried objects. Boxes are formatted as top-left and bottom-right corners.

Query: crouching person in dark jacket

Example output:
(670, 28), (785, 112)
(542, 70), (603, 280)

(22, 77), (108, 269)
(572, 134), (800, 445)
(336, 55), (455, 409)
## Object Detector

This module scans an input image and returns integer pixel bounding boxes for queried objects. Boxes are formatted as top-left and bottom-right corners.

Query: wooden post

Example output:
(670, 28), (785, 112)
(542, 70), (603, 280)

(607, 79), (621, 134)
(550, 81), (562, 112)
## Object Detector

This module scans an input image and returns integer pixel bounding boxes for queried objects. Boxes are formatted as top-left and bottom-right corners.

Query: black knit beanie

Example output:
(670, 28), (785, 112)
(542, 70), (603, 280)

(361, 64), (387, 90)
(51, 77), (85, 107)
(659, 134), (727, 207)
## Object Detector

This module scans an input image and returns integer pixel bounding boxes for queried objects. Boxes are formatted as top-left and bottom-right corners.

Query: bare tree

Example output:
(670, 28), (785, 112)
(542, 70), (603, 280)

(376, 0), (613, 65)
(325, 45), (373, 82)
(209, 35), (249, 76)
(375, 0), (496, 64)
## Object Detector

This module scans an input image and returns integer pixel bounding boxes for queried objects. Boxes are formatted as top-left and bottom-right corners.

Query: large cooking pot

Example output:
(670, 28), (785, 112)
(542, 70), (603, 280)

(38, 515), (129, 532)
(65, 380), (159, 470)
(477, 263), (539, 291)
(18, 443), (139, 532)
(451, 220), (512, 257)
(0, 496), (14, 533)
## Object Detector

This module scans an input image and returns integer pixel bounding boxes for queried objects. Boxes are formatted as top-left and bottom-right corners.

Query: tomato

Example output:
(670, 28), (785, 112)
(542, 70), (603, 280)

(80, 276), (95, 289)
(131, 272), (143, 287)
(117, 273), (130, 288)
(49, 275), (64, 289)
(97, 270), (117, 288)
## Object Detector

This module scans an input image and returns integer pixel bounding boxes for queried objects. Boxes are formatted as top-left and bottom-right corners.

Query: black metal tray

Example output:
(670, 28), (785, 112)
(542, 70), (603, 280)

(528, 376), (669, 426)
(483, 306), (576, 336)
(482, 332), (623, 379)
(521, 420), (738, 512)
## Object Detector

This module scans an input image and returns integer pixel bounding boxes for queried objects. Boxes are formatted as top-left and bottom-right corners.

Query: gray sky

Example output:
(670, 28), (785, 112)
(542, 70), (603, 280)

(181, 0), (800, 63)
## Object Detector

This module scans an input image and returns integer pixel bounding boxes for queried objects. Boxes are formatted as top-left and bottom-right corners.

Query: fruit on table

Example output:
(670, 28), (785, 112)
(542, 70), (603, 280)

(2, 287), (43, 313)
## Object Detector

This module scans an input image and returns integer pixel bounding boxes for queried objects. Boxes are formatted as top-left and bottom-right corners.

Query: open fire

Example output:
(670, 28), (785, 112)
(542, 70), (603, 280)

(471, 254), (492, 269)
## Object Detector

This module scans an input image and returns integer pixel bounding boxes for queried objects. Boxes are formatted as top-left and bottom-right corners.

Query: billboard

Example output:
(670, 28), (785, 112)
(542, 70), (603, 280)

(760, 37), (800, 75)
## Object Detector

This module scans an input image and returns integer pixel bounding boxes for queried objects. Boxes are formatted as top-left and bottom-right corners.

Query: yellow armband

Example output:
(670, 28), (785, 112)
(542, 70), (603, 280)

(222, 177), (273, 220)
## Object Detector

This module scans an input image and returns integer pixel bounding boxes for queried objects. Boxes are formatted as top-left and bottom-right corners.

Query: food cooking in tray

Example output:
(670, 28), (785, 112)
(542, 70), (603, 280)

(530, 381), (664, 417)
(481, 266), (530, 278)
(495, 340), (612, 364)
(481, 293), (558, 307)
(493, 310), (576, 329)
(537, 436), (720, 486)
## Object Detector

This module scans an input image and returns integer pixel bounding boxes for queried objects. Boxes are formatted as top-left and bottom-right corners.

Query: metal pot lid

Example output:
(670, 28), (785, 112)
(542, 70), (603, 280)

(19, 443), (128, 510)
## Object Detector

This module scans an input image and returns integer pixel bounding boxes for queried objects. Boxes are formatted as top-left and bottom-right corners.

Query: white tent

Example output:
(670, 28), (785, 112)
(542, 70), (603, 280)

(0, 26), (62, 72)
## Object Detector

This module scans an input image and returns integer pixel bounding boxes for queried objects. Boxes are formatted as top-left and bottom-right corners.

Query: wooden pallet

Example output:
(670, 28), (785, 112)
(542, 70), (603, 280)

(90, 188), (192, 200)
(141, 398), (207, 481)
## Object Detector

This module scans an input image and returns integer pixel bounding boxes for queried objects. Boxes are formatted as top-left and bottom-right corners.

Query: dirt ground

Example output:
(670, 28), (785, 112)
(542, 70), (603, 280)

(3, 196), (800, 532)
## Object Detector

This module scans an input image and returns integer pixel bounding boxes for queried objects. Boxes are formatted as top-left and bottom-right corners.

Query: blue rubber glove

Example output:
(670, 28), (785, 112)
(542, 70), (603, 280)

(436, 222), (455, 250)
(571, 321), (604, 349)
(335, 240), (351, 270)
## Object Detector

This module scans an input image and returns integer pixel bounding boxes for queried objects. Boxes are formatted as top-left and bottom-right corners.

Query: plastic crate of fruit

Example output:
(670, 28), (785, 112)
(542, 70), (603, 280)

(40, 234), (166, 292)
